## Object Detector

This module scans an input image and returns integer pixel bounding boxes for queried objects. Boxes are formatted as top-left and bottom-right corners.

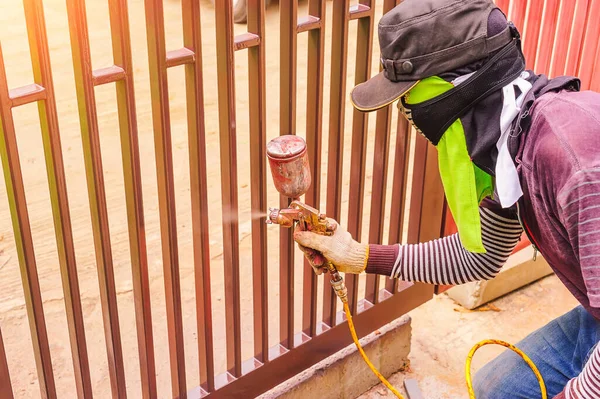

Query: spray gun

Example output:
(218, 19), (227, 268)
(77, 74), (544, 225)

(265, 135), (348, 304)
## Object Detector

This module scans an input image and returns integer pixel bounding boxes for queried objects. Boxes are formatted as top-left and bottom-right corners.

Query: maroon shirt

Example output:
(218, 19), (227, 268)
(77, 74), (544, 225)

(516, 89), (600, 320)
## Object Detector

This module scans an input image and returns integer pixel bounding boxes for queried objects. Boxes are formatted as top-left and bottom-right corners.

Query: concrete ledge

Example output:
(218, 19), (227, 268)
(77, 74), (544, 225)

(259, 315), (411, 399)
(446, 246), (553, 309)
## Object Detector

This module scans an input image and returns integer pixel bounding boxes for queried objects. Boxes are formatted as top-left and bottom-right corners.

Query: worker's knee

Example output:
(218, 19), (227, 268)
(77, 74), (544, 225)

(473, 351), (543, 399)
(473, 365), (503, 399)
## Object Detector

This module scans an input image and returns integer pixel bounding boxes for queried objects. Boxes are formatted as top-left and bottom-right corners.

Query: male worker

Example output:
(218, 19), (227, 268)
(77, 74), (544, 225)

(293, 0), (600, 398)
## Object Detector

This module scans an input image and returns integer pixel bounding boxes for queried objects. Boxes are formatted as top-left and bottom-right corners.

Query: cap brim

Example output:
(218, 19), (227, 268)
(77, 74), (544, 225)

(350, 71), (419, 112)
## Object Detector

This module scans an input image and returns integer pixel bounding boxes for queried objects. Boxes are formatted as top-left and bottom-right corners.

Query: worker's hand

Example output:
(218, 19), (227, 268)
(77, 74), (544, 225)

(294, 219), (368, 274)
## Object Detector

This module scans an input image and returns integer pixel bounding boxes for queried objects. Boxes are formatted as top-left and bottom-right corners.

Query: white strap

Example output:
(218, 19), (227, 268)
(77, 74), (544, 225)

(452, 71), (476, 86)
(495, 72), (532, 208)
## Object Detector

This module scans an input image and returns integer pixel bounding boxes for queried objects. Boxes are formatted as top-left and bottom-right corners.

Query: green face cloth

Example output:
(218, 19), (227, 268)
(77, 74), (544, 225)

(404, 76), (493, 253)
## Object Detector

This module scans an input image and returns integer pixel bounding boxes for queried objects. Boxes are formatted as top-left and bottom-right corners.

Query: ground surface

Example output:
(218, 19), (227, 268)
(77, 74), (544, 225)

(360, 274), (579, 399)
(0, 1), (579, 399)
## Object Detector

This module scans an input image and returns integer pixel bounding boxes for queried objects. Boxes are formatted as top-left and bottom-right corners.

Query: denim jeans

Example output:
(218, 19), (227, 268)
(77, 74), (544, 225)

(474, 305), (600, 398)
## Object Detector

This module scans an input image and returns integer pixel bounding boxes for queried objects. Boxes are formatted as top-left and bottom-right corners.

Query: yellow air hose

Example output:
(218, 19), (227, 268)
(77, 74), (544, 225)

(343, 302), (405, 398)
(342, 295), (548, 399)
(465, 339), (547, 399)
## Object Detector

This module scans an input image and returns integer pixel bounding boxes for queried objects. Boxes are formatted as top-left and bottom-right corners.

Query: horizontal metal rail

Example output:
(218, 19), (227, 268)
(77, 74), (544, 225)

(9, 84), (46, 106)
(91, 65), (127, 85)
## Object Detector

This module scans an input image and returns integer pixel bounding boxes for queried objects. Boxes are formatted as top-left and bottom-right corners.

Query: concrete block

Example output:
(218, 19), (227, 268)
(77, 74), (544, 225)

(259, 315), (411, 399)
(446, 246), (553, 309)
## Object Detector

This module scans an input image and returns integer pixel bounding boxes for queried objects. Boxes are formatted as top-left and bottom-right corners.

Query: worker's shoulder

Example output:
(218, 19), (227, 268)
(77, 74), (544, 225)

(527, 90), (600, 173)
(532, 90), (600, 124)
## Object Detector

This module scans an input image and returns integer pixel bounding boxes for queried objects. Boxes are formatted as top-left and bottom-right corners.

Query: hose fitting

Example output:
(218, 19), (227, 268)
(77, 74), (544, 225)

(330, 274), (348, 304)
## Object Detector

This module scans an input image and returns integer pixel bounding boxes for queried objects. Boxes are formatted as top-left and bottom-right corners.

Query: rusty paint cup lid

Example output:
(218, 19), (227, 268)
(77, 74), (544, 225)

(266, 135), (307, 159)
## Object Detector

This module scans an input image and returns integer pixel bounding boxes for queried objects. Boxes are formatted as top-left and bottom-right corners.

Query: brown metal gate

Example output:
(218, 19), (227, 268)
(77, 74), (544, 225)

(0, 0), (439, 396)
(8, 0), (598, 396)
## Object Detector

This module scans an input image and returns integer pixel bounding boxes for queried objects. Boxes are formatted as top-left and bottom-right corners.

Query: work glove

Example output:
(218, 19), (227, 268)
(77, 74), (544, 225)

(293, 218), (369, 275)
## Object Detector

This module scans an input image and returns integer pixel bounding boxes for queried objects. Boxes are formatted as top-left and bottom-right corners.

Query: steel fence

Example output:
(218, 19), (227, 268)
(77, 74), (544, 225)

(0, 0), (599, 398)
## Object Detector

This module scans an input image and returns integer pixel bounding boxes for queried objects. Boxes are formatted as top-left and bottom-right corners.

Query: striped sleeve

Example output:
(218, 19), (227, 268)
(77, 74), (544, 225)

(365, 204), (523, 285)
(558, 169), (600, 308)
(561, 343), (600, 399)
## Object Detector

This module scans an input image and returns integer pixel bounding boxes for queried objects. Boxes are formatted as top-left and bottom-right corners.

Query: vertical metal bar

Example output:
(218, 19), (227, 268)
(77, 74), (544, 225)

(385, 118), (412, 294)
(22, 0), (94, 396)
(65, 0), (127, 396)
(303, 0), (326, 337)
(441, 202), (457, 235)
(279, 0), (297, 348)
(549, 0), (576, 77)
(495, 0), (510, 13)
(324, 0), (350, 327)
(511, 0), (528, 32)
(181, 0), (215, 391)
(365, 103), (392, 302)
(247, 0), (269, 362)
(366, 0), (398, 304)
(0, 43), (56, 399)
(434, 204), (455, 295)
(107, 0), (157, 396)
(280, 2), (297, 137)
(577, 0), (600, 89)
(522, 0), (544, 68)
(346, 1), (374, 314)
(565, 0), (589, 76)
(591, 41), (600, 92)
(438, 199), (458, 296)
(533, 0), (560, 74)
(143, 0), (187, 394)
(406, 135), (429, 244)
(418, 146), (445, 242)
(505, 0), (513, 19)
(0, 328), (13, 399)
(214, 0), (242, 377)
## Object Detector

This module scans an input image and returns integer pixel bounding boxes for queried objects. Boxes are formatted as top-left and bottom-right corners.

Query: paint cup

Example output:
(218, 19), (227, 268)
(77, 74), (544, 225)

(266, 135), (311, 199)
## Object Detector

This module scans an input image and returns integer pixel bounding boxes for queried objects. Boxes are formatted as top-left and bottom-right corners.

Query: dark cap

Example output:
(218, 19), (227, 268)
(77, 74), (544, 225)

(351, 0), (514, 112)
